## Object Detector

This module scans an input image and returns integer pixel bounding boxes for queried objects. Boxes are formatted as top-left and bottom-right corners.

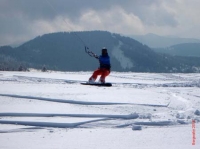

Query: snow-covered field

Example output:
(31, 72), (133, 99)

(0, 70), (200, 149)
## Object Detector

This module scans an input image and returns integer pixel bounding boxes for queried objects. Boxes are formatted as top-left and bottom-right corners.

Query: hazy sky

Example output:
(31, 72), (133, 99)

(0, 0), (200, 46)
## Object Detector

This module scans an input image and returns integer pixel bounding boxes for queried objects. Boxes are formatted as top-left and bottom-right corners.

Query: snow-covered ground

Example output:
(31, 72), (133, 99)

(0, 70), (200, 149)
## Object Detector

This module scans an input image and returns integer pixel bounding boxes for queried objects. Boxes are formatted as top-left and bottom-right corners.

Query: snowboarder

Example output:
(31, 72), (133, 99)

(88, 47), (111, 83)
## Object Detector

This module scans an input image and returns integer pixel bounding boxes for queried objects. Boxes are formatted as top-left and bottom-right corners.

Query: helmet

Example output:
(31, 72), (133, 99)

(102, 47), (107, 52)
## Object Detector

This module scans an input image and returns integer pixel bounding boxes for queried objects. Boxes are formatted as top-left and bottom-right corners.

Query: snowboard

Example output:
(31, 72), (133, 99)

(81, 82), (112, 87)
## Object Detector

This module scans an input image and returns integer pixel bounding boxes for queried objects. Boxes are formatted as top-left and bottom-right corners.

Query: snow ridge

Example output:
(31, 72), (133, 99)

(0, 112), (139, 119)
(0, 94), (170, 107)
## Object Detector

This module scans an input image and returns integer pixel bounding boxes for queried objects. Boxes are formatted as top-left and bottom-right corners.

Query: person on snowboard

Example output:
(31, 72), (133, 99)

(88, 47), (111, 83)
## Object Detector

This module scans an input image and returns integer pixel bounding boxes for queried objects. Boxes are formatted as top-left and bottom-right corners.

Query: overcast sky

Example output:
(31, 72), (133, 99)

(0, 0), (200, 46)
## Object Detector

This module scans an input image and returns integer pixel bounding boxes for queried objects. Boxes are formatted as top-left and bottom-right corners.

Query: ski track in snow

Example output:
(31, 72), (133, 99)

(0, 71), (200, 133)
(0, 94), (127, 105)
(0, 94), (170, 107)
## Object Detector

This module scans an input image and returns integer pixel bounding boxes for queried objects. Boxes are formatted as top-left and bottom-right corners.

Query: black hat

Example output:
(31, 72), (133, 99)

(102, 47), (107, 52)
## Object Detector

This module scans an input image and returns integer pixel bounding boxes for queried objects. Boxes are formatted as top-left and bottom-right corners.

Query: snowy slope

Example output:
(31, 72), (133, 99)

(112, 41), (134, 69)
(0, 71), (200, 149)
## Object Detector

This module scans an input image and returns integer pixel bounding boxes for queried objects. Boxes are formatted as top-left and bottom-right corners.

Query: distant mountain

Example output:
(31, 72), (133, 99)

(153, 43), (200, 57)
(130, 33), (200, 48)
(1, 31), (200, 72)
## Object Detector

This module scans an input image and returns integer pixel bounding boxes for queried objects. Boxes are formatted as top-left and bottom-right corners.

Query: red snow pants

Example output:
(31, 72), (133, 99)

(89, 68), (110, 83)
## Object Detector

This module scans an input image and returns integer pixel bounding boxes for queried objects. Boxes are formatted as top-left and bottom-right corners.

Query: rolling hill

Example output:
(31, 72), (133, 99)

(153, 43), (200, 57)
(1, 31), (200, 72)
(131, 33), (200, 48)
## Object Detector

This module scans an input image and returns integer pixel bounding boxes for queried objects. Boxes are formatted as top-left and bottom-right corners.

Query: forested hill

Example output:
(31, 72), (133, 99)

(1, 31), (200, 72)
